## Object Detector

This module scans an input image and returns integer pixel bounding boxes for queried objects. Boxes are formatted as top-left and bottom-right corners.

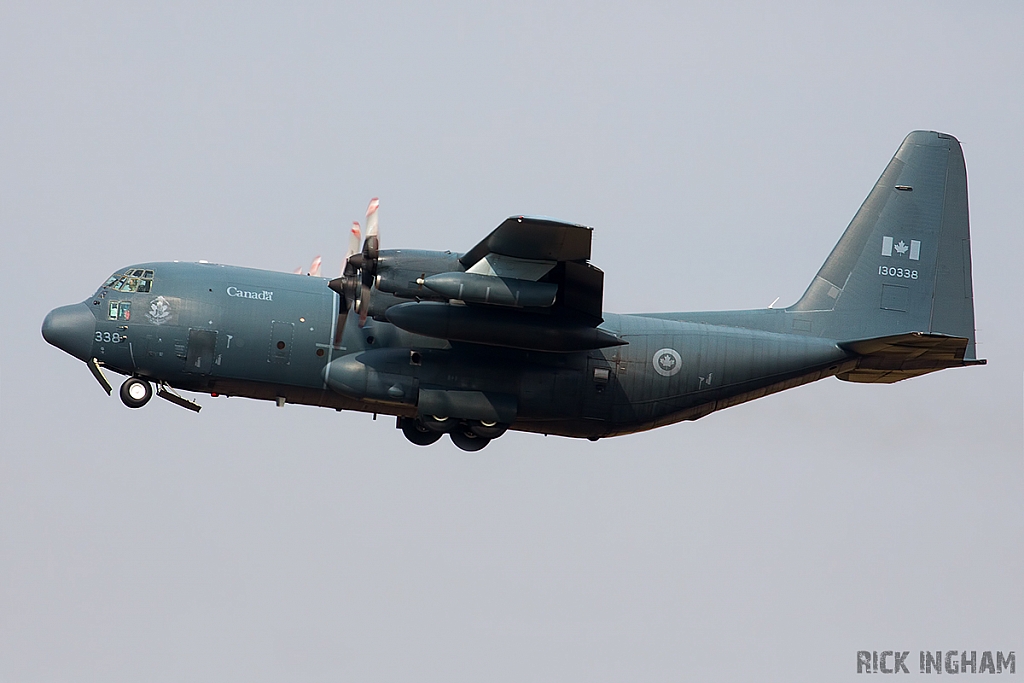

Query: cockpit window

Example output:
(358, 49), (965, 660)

(102, 269), (155, 293)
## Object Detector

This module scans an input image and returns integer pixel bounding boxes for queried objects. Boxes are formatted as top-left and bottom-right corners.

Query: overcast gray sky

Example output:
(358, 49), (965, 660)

(1, 2), (1021, 681)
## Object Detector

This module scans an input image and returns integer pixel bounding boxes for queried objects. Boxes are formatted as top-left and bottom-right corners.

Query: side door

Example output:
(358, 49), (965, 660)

(184, 328), (218, 375)
(268, 320), (294, 365)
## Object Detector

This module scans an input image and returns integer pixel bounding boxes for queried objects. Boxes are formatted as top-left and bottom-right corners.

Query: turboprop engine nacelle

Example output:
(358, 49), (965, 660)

(372, 249), (463, 300)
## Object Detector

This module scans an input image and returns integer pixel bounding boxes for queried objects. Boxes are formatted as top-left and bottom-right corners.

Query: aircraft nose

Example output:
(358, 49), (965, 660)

(42, 303), (96, 362)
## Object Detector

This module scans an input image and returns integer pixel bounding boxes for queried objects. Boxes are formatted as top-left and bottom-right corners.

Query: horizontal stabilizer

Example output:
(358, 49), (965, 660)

(837, 332), (986, 383)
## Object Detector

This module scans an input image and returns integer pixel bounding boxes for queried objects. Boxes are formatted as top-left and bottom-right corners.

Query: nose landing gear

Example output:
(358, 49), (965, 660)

(119, 377), (153, 408)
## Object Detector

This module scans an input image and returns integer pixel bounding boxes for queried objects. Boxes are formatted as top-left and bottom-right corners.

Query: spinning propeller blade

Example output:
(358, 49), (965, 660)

(327, 200), (381, 327)
(358, 198), (380, 326)
(344, 222), (361, 266)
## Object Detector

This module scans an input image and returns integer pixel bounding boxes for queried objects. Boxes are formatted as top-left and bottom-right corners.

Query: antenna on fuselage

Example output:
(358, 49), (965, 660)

(308, 255), (322, 277)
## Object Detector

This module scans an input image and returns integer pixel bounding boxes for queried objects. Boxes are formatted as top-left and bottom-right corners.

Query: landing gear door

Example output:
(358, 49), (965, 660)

(184, 329), (217, 374)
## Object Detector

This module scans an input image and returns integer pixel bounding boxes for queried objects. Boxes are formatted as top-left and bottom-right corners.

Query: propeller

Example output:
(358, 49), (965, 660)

(339, 221), (362, 306)
(357, 198), (380, 325)
(293, 256), (322, 276)
(328, 198), (380, 327)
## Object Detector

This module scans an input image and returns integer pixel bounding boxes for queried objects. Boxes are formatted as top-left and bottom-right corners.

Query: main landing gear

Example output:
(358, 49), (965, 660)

(398, 416), (509, 451)
(119, 377), (153, 408)
(400, 418), (444, 446)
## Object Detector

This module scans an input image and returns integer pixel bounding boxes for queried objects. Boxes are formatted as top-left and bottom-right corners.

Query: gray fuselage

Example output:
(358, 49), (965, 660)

(78, 260), (852, 439)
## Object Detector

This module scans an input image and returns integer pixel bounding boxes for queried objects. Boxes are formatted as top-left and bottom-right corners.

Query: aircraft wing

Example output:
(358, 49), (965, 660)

(460, 216), (593, 267)
(456, 216), (604, 323)
(384, 216), (621, 352)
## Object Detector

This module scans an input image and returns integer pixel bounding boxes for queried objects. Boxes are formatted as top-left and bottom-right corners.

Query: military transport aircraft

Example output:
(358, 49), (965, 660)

(42, 131), (984, 451)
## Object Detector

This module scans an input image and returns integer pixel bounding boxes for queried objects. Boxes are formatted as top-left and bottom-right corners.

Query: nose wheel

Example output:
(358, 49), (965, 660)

(119, 377), (153, 408)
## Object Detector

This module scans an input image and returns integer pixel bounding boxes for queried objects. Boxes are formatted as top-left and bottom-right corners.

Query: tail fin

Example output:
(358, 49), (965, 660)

(790, 130), (979, 360)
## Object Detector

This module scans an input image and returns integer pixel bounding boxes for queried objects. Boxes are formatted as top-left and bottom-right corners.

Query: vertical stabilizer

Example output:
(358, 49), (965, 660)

(790, 131), (979, 359)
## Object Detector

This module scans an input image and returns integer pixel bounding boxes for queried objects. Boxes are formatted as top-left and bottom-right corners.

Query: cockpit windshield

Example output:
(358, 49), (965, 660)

(102, 268), (155, 293)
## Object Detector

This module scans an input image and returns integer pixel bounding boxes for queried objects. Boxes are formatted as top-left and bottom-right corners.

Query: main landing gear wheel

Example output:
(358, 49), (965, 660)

(420, 414), (452, 433)
(400, 418), (444, 446)
(119, 377), (152, 408)
(450, 428), (491, 452)
(469, 420), (507, 439)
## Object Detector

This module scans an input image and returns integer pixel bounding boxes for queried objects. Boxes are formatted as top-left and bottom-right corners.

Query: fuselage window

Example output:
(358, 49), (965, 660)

(107, 301), (132, 320)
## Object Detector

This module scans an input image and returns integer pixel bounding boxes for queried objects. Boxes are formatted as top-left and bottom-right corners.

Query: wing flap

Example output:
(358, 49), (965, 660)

(561, 260), (605, 322)
(465, 253), (556, 281)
